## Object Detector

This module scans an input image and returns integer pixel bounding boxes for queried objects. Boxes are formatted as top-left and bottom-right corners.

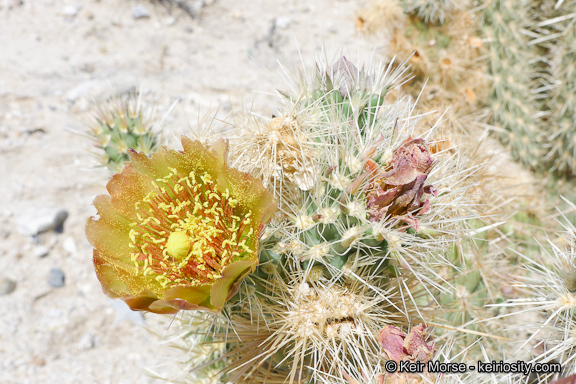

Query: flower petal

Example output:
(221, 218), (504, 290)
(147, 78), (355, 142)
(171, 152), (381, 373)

(86, 195), (133, 263)
(210, 259), (258, 309)
(93, 248), (164, 299)
(107, 164), (155, 222)
(93, 249), (133, 298)
(216, 166), (277, 230)
(129, 137), (222, 181)
(377, 325), (406, 362)
(164, 284), (216, 311)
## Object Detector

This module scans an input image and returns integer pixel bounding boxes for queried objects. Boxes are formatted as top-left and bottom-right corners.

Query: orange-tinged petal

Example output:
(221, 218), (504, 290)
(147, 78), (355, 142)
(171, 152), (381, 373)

(86, 195), (132, 263)
(207, 138), (229, 168)
(93, 248), (164, 298)
(93, 249), (132, 298)
(107, 164), (155, 222)
(124, 294), (178, 314)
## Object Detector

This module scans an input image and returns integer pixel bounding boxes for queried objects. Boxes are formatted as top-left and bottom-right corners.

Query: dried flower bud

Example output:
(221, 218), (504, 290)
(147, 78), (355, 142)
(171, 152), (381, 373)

(366, 138), (438, 229)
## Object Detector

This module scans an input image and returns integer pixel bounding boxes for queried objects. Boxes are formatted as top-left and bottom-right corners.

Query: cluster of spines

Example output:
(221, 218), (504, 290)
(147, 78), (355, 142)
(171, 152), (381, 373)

(495, 198), (576, 381)
(529, 2), (576, 180)
(203, 57), (491, 383)
(402, 0), (470, 25)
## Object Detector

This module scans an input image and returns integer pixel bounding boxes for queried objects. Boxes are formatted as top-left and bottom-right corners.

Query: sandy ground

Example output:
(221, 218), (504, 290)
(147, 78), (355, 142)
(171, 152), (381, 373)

(0, 0), (382, 382)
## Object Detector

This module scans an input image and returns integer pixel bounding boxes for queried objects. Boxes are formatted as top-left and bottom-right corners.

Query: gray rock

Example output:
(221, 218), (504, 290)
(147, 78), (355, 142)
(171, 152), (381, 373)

(16, 208), (68, 236)
(48, 268), (65, 288)
(0, 277), (16, 295)
(33, 246), (50, 258)
(132, 4), (150, 19)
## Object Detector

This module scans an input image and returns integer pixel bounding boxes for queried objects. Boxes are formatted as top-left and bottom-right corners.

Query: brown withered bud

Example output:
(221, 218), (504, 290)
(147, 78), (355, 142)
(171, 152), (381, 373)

(366, 137), (438, 230)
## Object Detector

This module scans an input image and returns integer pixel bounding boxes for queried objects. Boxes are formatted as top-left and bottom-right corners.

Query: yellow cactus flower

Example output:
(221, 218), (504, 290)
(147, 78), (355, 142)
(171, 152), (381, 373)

(86, 137), (277, 314)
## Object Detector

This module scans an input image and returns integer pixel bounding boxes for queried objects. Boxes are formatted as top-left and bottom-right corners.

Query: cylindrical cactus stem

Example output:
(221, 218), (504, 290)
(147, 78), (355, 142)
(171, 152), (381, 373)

(479, 0), (543, 171)
(533, 2), (576, 178)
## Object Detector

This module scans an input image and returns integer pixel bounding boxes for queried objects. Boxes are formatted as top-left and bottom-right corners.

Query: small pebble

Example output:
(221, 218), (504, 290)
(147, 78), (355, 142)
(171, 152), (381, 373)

(34, 245), (50, 258)
(0, 277), (16, 295)
(165, 16), (176, 26)
(275, 16), (291, 29)
(62, 237), (77, 255)
(48, 268), (66, 288)
(62, 5), (80, 17)
(32, 357), (46, 367)
(77, 333), (100, 350)
(132, 4), (150, 19)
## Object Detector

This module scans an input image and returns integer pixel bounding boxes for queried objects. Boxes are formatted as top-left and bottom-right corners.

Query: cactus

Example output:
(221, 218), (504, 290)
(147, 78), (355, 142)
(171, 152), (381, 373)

(530, 3), (576, 178)
(496, 197), (576, 381)
(146, 55), (507, 384)
(357, 0), (485, 117)
(380, 0), (544, 171)
(402, 0), (471, 25)
(478, 0), (543, 170)
(84, 93), (163, 173)
(358, 2), (517, 356)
